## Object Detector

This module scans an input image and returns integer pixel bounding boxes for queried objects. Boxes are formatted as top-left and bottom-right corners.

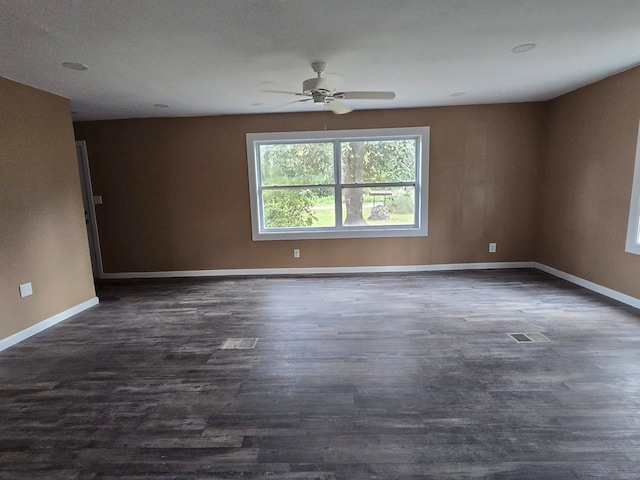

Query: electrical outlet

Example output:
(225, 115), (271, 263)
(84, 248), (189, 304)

(293, 248), (300, 258)
(19, 282), (33, 298)
(489, 243), (497, 253)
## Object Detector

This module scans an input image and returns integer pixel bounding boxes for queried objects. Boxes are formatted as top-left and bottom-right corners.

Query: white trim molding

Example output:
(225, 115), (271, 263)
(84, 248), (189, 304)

(0, 297), (99, 352)
(76, 141), (105, 277)
(625, 118), (640, 255)
(101, 262), (639, 311)
(246, 126), (430, 241)
(100, 262), (534, 279)
(534, 263), (640, 310)
(3, 264), (636, 354)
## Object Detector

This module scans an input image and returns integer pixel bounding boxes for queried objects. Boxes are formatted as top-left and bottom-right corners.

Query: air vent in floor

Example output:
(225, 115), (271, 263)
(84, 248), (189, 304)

(219, 338), (258, 350)
(508, 332), (551, 343)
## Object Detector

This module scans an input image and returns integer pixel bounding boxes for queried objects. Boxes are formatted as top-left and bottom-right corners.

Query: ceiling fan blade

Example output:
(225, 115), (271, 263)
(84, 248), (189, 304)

(336, 91), (396, 100)
(328, 99), (353, 115)
(272, 98), (312, 111)
(262, 89), (307, 96)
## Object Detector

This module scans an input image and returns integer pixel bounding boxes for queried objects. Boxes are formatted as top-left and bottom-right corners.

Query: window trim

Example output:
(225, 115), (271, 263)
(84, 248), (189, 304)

(246, 127), (430, 241)
(625, 119), (640, 255)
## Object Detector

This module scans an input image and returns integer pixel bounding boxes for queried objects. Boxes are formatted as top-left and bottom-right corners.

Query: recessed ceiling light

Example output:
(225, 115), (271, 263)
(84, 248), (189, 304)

(153, 104), (170, 108)
(251, 102), (264, 106)
(62, 62), (88, 71)
(511, 43), (536, 54)
(449, 92), (466, 97)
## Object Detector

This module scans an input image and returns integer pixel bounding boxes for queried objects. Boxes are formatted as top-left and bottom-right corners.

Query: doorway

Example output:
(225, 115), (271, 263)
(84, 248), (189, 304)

(75, 141), (103, 279)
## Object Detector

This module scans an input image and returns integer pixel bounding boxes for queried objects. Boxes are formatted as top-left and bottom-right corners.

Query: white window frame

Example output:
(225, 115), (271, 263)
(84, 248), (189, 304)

(246, 126), (429, 241)
(625, 119), (640, 255)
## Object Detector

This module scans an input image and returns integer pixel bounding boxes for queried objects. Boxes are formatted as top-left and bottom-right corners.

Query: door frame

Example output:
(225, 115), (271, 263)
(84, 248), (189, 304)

(76, 140), (104, 279)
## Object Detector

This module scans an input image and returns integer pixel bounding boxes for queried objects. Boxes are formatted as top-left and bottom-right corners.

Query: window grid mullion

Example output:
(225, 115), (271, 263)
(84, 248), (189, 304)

(334, 139), (343, 228)
(261, 184), (334, 190)
(340, 182), (416, 189)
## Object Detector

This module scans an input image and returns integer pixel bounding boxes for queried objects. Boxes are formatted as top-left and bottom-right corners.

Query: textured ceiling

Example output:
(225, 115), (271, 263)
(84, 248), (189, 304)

(1, 0), (640, 121)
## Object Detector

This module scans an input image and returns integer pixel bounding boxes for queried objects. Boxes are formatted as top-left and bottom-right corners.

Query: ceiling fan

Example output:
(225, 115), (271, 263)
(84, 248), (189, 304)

(267, 62), (396, 115)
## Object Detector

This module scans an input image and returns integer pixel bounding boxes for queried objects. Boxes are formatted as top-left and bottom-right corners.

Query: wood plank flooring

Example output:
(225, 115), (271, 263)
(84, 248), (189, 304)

(1, 269), (640, 479)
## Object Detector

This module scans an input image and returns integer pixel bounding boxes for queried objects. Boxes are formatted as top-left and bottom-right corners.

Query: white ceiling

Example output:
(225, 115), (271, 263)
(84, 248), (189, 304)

(2, 0), (640, 121)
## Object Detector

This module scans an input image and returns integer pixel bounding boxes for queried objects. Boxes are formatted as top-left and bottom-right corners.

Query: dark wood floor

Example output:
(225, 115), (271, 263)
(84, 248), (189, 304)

(1, 269), (640, 479)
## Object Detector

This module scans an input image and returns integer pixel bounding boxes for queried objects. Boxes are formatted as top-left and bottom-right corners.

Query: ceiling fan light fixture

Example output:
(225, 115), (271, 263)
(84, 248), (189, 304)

(327, 99), (353, 115)
(312, 94), (326, 104)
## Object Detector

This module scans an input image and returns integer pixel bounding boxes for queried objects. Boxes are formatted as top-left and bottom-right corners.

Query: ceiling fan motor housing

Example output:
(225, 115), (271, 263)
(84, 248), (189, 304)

(303, 77), (335, 95)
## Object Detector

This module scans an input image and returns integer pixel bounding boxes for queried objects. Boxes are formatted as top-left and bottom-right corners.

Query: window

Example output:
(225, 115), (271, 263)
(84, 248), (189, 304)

(625, 120), (640, 255)
(246, 127), (429, 240)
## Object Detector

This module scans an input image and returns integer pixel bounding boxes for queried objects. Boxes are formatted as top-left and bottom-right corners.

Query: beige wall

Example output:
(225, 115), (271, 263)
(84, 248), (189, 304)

(74, 103), (545, 273)
(537, 66), (640, 299)
(0, 77), (96, 340)
(3, 64), (639, 344)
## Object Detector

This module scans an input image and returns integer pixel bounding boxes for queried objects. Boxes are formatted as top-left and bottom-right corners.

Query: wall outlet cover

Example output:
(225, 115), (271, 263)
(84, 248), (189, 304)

(19, 282), (33, 297)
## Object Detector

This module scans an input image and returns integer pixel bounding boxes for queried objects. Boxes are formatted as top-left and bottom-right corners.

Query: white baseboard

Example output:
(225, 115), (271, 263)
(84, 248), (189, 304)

(101, 262), (639, 310)
(100, 261), (535, 279)
(534, 263), (640, 310)
(2, 263), (636, 353)
(0, 297), (99, 352)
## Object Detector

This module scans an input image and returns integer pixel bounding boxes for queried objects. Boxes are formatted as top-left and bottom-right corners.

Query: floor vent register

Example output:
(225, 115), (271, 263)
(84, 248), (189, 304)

(508, 332), (551, 343)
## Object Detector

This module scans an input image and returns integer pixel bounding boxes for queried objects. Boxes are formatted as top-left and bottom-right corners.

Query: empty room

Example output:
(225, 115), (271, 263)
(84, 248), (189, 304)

(2, 1), (640, 478)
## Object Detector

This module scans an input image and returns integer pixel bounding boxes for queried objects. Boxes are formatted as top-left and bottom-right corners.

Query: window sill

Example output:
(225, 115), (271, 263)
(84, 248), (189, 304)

(252, 225), (428, 241)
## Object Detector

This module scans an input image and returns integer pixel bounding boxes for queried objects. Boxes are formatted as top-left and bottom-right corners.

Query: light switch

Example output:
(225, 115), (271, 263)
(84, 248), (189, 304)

(19, 282), (33, 298)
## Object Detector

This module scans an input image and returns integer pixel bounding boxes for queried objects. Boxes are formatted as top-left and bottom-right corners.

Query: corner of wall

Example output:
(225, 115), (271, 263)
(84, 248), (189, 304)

(0, 76), (96, 343)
